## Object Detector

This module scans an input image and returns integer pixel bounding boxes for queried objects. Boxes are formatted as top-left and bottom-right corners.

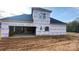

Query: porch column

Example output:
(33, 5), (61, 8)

(14, 26), (15, 32)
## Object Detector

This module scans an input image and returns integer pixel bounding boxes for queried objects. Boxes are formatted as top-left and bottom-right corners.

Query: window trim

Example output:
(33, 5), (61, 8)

(40, 26), (42, 30)
(0, 22), (1, 28)
(39, 13), (46, 19)
(42, 13), (46, 19)
(45, 26), (49, 31)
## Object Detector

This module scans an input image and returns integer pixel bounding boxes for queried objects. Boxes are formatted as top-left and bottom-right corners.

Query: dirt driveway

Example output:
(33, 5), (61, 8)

(0, 33), (79, 51)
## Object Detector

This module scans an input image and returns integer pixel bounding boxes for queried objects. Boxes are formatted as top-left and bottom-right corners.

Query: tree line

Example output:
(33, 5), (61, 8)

(67, 19), (79, 32)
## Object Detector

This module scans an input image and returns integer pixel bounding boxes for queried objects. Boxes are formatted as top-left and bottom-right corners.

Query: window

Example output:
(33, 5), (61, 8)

(45, 27), (49, 31)
(43, 13), (46, 19)
(0, 23), (1, 28)
(40, 26), (42, 30)
(39, 13), (42, 18)
(39, 13), (46, 19)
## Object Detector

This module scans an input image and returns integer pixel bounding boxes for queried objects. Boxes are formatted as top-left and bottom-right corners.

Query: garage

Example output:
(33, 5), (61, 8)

(9, 26), (36, 36)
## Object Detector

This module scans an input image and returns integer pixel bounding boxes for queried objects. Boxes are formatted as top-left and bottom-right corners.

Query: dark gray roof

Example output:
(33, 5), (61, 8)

(50, 18), (66, 24)
(0, 14), (33, 22)
(32, 7), (52, 13)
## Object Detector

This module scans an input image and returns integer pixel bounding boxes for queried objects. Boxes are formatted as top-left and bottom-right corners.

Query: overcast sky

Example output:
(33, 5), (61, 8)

(0, 0), (79, 22)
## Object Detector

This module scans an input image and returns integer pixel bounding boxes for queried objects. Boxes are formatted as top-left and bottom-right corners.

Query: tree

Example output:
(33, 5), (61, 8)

(67, 20), (79, 32)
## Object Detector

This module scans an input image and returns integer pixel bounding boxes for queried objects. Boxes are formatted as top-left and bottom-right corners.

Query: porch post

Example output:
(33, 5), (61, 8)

(14, 26), (15, 32)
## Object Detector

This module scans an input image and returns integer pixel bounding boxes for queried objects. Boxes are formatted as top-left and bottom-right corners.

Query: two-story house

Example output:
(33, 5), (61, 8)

(0, 7), (66, 38)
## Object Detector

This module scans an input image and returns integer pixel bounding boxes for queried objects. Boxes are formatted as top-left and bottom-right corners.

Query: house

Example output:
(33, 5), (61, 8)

(0, 7), (66, 38)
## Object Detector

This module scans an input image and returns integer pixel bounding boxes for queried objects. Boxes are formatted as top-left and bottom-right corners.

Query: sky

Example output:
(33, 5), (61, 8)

(48, 7), (79, 22)
(0, 0), (79, 22)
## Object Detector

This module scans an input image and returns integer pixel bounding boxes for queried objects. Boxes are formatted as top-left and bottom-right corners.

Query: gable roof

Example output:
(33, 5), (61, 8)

(50, 18), (66, 24)
(0, 14), (33, 22)
(32, 7), (52, 13)
(0, 14), (66, 24)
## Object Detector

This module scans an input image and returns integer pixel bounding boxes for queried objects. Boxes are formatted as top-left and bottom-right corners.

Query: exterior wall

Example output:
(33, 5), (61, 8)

(35, 24), (50, 35)
(32, 10), (50, 24)
(1, 22), (35, 37)
(1, 22), (51, 37)
(1, 22), (66, 37)
(0, 22), (1, 37)
(36, 24), (66, 35)
(32, 9), (52, 36)
(1, 23), (9, 37)
(49, 24), (66, 35)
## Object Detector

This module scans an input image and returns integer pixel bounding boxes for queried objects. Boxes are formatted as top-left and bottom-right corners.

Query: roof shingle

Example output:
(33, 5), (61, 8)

(0, 14), (66, 24)
(0, 14), (33, 22)
(50, 18), (66, 24)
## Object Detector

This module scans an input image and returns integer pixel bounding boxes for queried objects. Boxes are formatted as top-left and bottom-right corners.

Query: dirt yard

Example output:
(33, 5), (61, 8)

(0, 33), (79, 51)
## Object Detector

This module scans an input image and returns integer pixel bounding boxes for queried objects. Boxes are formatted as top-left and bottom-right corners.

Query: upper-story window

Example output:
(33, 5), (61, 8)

(39, 13), (46, 19)
(42, 13), (46, 19)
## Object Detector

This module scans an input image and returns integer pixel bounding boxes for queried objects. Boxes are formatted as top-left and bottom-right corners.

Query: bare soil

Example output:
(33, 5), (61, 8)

(0, 33), (79, 51)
